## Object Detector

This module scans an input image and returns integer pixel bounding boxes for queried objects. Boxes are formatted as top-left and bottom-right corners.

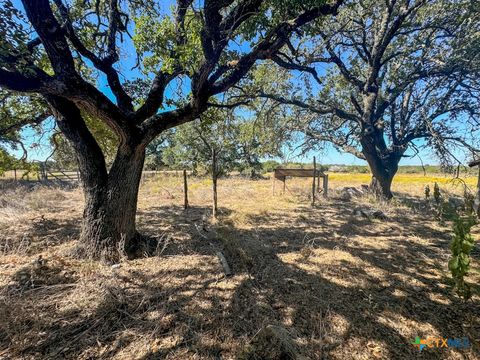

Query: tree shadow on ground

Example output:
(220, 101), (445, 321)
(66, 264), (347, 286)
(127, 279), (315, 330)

(1, 216), (81, 256)
(215, 201), (479, 359)
(136, 205), (233, 256)
(0, 179), (79, 191)
(1, 199), (479, 359)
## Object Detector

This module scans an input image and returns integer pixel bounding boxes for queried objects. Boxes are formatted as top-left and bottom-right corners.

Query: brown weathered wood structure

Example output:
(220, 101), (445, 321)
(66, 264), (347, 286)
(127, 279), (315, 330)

(273, 167), (328, 197)
(469, 159), (480, 168)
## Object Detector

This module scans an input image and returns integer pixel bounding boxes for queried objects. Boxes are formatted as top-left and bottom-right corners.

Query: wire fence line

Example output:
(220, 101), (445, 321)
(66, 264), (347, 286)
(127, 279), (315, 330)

(1, 169), (193, 183)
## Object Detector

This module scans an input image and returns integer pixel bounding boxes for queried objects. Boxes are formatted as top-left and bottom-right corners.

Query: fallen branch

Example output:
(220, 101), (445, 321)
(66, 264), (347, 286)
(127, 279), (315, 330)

(216, 251), (232, 277)
(194, 222), (232, 276)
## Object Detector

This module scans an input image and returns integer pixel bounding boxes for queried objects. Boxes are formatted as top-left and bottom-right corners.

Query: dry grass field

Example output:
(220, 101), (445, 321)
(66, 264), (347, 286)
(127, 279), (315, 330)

(0, 173), (479, 359)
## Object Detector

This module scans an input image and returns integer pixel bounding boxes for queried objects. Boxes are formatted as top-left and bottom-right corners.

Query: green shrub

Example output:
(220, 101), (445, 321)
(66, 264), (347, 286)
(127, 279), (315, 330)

(424, 185), (430, 200)
(463, 189), (475, 216)
(449, 215), (476, 301)
(262, 160), (280, 173)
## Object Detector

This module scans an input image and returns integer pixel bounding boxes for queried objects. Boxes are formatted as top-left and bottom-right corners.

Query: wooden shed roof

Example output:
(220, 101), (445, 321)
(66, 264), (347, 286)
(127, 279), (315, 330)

(468, 159), (480, 167)
(274, 168), (325, 178)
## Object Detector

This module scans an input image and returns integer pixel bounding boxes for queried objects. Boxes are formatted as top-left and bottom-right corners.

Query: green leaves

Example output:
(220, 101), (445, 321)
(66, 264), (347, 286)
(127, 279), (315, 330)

(449, 215), (477, 301)
(0, 0), (28, 49)
(133, 10), (203, 75)
(448, 256), (459, 271)
(0, 91), (49, 146)
(0, 147), (18, 174)
(0, 0), (31, 74)
(0, 147), (38, 175)
(161, 107), (238, 175)
(239, 0), (328, 41)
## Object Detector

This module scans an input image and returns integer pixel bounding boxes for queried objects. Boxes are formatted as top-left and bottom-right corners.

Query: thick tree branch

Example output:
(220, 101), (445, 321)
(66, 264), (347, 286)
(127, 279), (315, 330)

(143, 0), (343, 143)
(52, 0), (134, 114)
(317, 35), (365, 90)
(256, 91), (359, 123)
(21, 0), (77, 78)
(305, 128), (366, 160)
(134, 71), (181, 122)
(45, 95), (108, 188)
(19, 0), (133, 139)
(207, 100), (250, 109)
(271, 54), (322, 84)
(0, 68), (50, 93)
(140, 103), (198, 144)
(210, 1), (344, 96)
(133, 0), (195, 121)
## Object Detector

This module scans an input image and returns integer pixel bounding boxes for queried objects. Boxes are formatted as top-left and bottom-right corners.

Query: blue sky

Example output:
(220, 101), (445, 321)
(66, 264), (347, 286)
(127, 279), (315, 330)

(4, 0), (470, 166)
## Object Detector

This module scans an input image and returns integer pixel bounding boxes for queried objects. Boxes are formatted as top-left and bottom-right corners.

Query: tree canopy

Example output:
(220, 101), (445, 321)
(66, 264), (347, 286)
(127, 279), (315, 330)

(247, 0), (480, 197)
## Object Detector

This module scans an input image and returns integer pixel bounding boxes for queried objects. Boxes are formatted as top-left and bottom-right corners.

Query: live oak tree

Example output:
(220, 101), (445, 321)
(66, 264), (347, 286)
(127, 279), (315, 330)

(0, 148), (22, 175)
(0, 89), (53, 175)
(235, 96), (288, 178)
(0, 90), (50, 150)
(163, 99), (285, 181)
(236, 120), (277, 178)
(163, 110), (238, 175)
(144, 131), (173, 171)
(254, 0), (480, 198)
(163, 108), (240, 218)
(0, 0), (343, 260)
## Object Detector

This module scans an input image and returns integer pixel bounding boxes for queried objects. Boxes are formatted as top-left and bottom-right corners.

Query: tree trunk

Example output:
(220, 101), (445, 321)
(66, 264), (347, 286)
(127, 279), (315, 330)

(370, 174), (394, 199)
(47, 95), (148, 261)
(212, 174), (218, 219)
(79, 144), (146, 261)
(360, 135), (399, 200)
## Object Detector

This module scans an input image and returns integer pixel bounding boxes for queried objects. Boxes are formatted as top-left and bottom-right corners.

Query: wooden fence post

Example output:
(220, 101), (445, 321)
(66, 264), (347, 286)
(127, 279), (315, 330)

(323, 174), (329, 198)
(14, 168), (17, 181)
(212, 149), (218, 219)
(312, 156), (316, 206)
(183, 169), (189, 210)
(272, 173), (275, 195)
